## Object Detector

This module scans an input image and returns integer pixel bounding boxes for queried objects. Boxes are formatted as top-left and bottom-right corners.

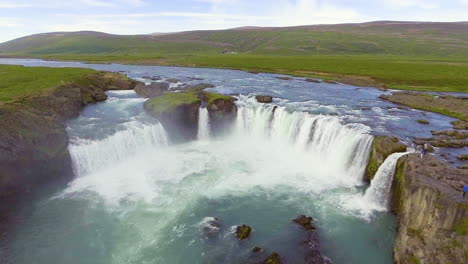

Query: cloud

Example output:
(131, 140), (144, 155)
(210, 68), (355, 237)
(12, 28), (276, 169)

(384, 0), (439, 9)
(80, 0), (116, 7)
(267, 0), (370, 26)
(0, 1), (33, 8)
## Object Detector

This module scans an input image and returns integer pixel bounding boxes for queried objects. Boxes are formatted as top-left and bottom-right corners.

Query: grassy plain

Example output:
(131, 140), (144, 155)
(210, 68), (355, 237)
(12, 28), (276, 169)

(0, 65), (94, 102)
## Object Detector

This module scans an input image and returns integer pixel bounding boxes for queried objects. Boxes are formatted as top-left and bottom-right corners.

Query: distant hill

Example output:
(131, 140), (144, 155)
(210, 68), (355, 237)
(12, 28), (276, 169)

(1, 21), (468, 57)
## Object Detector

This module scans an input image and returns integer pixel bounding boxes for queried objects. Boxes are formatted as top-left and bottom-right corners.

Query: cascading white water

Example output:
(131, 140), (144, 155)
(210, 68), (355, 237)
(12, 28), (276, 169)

(233, 100), (373, 185)
(69, 121), (169, 176)
(364, 152), (410, 210)
(197, 107), (210, 140)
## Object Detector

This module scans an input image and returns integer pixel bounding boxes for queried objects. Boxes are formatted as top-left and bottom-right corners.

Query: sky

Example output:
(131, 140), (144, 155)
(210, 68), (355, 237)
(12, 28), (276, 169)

(0, 0), (467, 42)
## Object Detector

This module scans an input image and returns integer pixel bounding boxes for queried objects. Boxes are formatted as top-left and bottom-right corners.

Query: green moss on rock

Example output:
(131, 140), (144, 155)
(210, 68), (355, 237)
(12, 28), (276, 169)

(204, 92), (233, 107)
(391, 156), (407, 215)
(145, 91), (201, 114)
(417, 119), (430, 124)
(236, 224), (252, 240)
(454, 218), (468, 236)
(264, 252), (282, 264)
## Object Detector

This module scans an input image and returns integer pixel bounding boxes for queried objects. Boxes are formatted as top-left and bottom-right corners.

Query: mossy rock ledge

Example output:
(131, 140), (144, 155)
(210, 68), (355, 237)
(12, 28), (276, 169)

(391, 154), (468, 264)
(144, 90), (237, 140)
(0, 72), (138, 198)
(364, 136), (407, 183)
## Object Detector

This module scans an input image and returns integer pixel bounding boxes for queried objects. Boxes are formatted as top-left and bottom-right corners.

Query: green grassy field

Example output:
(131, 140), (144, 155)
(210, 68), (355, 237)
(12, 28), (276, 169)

(0, 65), (94, 102)
(1, 21), (468, 92)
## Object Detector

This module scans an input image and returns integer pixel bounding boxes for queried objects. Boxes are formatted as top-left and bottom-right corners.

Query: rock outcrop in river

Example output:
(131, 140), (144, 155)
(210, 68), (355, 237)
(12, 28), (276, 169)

(134, 82), (169, 98)
(0, 72), (138, 198)
(144, 89), (237, 140)
(364, 136), (407, 182)
(391, 154), (468, 264)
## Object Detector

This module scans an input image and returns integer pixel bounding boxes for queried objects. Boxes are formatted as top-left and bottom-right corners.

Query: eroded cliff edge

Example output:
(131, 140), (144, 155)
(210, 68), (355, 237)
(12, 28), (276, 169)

(391, 154), (467, 264)
(0, 72), (138, 198)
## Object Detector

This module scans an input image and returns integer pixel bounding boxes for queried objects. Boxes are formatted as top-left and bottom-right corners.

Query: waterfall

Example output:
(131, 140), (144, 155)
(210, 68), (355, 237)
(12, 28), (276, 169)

(69, 121), (169, 176)
(233, 101), (373, 184)
(364, 152), (410, 209)
(197, 107), (210, 140)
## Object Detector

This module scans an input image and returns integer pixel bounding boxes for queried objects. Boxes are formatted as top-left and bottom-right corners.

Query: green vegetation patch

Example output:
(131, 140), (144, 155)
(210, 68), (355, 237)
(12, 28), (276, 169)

(0, 65), (94, 102)
(454, 218), (468, 236)
(145, 91), (201, 113)
(391, 157), (407, 215)
(204, 92), (233, 106)
(409, 255), (421, 264)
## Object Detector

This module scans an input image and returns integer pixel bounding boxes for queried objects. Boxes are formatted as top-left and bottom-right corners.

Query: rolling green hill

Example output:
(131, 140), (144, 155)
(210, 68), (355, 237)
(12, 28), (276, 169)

(1, 21), (468, 57)
(1, 21), (468, 92)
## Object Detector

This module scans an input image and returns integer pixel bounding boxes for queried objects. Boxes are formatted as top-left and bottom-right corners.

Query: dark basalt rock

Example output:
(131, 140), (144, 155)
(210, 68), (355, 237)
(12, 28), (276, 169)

(255, 95), (273, 103)
(276, 77), (292, 81)
(134, 82), (169, 98)
(293, 215), (316, 231)
(236, 224), (252, 240)
(305, 78), (321, 83)
(252, 247), (263, 253)
(207, 96), (237, 135)
(201, 217), (222, 238)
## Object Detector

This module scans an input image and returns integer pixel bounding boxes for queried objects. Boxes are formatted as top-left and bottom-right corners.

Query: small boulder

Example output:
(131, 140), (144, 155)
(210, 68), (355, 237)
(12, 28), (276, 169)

(305, 78), (320, 83)
(276, 77), (293, 81)
(166, 78), (180, 83)
(134, 82), (169, 98)
(252, 247), (263, 253)
(201, 217), (222, 238)
(457, 154), (468, 160)
(417, 119), (430, 125)
(236, 224), (252, 240)
(264, 252), (282, 264)
(293, 215), (316, 231)
(255, 95), (273, 103)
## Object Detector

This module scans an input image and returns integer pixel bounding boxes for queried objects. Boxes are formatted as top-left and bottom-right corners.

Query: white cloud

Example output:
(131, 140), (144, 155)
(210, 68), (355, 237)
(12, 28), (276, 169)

(0, 1), (33, 8)
(268, 0), (370, 26)
(79, 0), (116, 7)
(384, 0), (439, 9)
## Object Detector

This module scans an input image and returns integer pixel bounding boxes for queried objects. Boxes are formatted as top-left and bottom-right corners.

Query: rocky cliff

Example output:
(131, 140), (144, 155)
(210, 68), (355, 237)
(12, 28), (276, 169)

(364, 136), (407, 182)
(0, 72), (138, 198)
(391, 154), (468, 264)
